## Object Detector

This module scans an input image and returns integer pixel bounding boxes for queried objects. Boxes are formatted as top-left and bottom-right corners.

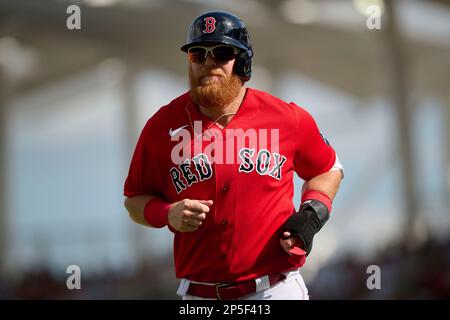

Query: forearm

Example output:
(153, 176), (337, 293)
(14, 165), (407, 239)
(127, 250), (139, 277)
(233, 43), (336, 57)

(301, 170), (342, 201)
(124, 195), (156, 227)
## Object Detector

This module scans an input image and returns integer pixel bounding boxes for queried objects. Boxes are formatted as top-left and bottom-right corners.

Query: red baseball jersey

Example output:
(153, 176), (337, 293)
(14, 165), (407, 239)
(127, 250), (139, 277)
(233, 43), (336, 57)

(124, 88), (337, 283)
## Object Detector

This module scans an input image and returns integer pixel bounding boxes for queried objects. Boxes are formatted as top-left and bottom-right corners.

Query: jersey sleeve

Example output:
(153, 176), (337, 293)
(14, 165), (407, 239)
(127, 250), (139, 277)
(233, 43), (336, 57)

(292, 103), (336, 181)
(123, 120), (161, 198)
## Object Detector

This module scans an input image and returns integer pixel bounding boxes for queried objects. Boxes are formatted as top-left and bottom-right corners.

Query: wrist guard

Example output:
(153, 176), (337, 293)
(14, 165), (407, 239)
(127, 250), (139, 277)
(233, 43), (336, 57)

(282, 200), (330, 256)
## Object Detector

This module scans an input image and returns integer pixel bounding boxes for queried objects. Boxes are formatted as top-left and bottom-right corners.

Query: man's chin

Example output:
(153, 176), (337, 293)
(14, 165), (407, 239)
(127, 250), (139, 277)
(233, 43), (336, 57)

(198, 83), (216, 88)
(200, 76), (223, 86)
(195, 82), (222, 92)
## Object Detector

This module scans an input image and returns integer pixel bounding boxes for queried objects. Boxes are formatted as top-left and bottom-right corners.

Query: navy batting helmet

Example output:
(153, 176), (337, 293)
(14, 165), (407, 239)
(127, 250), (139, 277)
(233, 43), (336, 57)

(181, 11), (253, 81)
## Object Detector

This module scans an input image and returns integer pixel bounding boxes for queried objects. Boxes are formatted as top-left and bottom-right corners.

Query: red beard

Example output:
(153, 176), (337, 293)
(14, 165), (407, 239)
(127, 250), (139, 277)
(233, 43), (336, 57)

(189, 65), (242, 109)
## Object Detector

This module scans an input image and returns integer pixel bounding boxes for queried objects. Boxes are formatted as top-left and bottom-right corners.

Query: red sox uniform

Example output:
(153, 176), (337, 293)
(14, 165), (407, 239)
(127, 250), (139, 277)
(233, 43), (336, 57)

(124, 88), (340, 299)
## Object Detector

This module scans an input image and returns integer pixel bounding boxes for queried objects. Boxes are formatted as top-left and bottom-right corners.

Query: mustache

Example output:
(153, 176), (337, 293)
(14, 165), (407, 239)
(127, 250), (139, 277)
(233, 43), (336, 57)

(199, 68), (225, 78)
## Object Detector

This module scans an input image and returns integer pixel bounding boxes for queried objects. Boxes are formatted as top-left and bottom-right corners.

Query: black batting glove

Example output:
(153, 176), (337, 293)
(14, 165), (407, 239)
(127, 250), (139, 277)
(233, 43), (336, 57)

(282, 200), (330, 256)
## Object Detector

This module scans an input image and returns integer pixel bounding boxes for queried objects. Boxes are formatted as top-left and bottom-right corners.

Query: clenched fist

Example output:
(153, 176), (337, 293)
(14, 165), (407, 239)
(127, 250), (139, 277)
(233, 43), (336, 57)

(168, 199), (213, 232)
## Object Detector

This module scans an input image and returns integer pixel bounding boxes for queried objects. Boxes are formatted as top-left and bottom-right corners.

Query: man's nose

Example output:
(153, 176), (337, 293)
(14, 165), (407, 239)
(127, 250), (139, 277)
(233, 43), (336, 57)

(204, 52), (217, 67)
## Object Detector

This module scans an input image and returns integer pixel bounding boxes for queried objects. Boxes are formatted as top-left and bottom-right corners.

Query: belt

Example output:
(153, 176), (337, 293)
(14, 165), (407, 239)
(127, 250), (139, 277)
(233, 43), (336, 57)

(186, 273), (287, 300)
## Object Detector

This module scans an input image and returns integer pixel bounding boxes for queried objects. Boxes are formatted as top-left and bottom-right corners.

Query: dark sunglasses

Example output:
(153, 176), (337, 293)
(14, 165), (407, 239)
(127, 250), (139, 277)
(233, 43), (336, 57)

(187, 45), (240, 64)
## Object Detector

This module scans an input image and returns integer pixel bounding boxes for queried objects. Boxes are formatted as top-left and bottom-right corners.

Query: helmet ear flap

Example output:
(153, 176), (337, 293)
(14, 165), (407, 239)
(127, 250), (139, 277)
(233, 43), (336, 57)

(235, 50), (252, 81)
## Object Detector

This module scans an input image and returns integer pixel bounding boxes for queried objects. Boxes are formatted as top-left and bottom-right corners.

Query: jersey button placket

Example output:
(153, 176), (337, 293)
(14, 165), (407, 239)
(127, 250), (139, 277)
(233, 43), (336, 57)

(222, 183), (230, 193)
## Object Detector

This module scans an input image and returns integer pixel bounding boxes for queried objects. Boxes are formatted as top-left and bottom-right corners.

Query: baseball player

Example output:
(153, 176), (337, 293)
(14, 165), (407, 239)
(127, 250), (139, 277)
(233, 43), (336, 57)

(124, 11), (343, 300)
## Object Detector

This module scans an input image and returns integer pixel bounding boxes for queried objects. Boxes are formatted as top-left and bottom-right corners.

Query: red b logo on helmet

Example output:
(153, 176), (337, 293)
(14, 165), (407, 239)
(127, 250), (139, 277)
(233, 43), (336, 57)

(203, 17), (216, 33)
